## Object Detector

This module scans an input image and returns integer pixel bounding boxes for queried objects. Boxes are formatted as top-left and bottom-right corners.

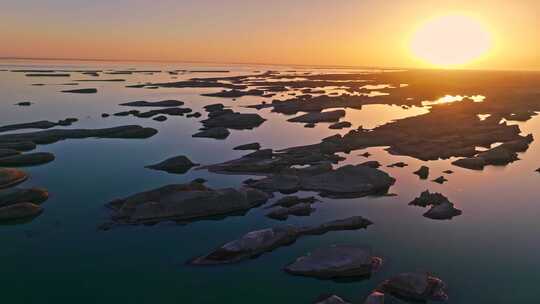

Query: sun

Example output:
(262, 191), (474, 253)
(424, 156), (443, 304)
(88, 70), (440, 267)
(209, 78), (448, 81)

(410, 14), (493, 68)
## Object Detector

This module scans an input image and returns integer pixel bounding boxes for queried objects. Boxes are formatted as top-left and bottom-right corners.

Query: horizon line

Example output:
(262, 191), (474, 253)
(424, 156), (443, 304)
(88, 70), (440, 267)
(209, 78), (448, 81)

(0, 56), (538, 73)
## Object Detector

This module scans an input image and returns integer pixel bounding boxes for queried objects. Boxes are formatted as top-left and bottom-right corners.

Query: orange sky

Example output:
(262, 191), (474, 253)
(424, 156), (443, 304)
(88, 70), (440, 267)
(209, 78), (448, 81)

(1, 0), (538, 70)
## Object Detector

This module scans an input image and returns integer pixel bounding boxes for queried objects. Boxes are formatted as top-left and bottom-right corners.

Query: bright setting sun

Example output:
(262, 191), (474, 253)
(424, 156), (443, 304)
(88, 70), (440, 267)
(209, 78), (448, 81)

(410, 14), (493, 68)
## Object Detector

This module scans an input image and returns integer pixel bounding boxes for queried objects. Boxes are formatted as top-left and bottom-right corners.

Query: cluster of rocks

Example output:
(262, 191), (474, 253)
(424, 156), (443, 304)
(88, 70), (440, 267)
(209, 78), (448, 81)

(265, 196), (318, 220)
(409, 190), (462, 220)
(0, 168), (49, 222)
(192, 103), (265, 139)
(113, 100), (194, 121)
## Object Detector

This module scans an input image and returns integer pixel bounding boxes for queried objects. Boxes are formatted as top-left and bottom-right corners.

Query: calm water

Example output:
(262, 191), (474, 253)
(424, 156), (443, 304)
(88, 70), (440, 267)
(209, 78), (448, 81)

(0, 60), (538, 303)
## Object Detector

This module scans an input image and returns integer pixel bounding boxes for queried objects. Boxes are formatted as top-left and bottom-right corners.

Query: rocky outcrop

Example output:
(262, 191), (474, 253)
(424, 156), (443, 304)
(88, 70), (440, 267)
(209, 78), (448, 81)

(146, 155), (198, 174)
(284, 245), (382, 279)
(104, 182), (269, 225)
(413, 166), (429, 179)
(409, 191), (461, 220)
(189, 216), (372, 265)
(61, 88), (97, 93)
(201, 111), (265, 130)
(0, 168), (28, 189)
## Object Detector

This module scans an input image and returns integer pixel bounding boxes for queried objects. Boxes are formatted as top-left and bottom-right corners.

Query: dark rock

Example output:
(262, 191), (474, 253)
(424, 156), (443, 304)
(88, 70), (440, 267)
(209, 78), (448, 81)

(0, 168), (28, 189)
(443, 170), (454, 174)
(189, 216), (372, 265)
(192, 127), (230, 139)
(288, 110), (346, 124)
(0, 203), (43, 221)
(409, 191), (461, 220)
(202, 89), (265, 98)
(187, 112), (201, 118)
(305, 123), (316, 128)
(26, 73), (70, 77)
(61, 88), (97, 94)
(0, 149), (20, 158)
(153, 115), (168, 122)
(284, 245), (382, 279)
(0, 119), (77, 133)
(363, 291), (386, 304)
(135, 107), (192, 118)
(0, 142), (36, 152)
(477, 146), (518, 165)
(146, 155), (198, 174)
(432, 176), (448, 184)
(360, 152), (371, 158)
(0, 152), (55, 167)
(329, 121), (352, 129)
(119, 100), (185, 107)
(105, 182), (269, 225)
(234, 143), (261, 151)
(413, 166), (429, 179)
(0, 188), (49, 208)
(360, 161), (381, 168)
(201, 112), (265, 130)
(0, 125), (157, 145)
(378, 272), (448, 302)
(387, 162), (408, 168)
(15, 101), (32, 106)
(452, 157), (485, 170)
(101, 113), (110, 118)
(204, 103), (225, 112)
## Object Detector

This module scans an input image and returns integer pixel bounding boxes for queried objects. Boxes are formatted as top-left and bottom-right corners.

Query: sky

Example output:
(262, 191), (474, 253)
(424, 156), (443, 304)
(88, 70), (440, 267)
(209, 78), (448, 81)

(1, 0), (538, 70)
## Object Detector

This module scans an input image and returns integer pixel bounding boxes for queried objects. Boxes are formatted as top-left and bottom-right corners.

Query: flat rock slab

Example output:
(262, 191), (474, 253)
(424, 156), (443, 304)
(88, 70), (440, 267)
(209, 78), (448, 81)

(0, 119), (77, 133)
(0, 187), (49, 208)
(266, 203), (315, 220)
(190, 216), (372, 265)
(0, 125), (158, 145)
(0, 203), (42, 221)
(105, 182), (269, 225)
(284, 245), (382, 279)
(378, 272), (448, 302)
(0, 152), (55, 167)
(234, 142), (261, 151)
(0, 168), (28, 189)
(288, 110), (346, 123)
(201, 112), (265, 130)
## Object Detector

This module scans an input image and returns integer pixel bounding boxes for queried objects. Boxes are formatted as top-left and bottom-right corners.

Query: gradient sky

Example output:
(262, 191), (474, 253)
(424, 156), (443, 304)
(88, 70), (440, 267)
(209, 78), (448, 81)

(1, 0), (538, 70)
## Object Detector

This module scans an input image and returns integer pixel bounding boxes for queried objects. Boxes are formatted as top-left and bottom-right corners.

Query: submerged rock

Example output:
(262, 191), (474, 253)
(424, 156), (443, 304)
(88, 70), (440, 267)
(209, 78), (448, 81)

(0, 152), (55, 167)
(119, 100), (184, 107)
(315, 295), (351, 304)
(266, 203), (315, 220)
(284, 245), (382, 279)
(189, 216), (372, 265)
(234, 142), (261, 151)
(378, 272), (448, 302)
(413, 166), (429, 179)
(105, 182), (269, 225)
(153, 115), (168, 122)
(0, 203), (42, 221)
(146, 155), (198, 174)
(0, 187), (49, 208)
(192, 127), (230, 139)
(0, 168), (28, 189)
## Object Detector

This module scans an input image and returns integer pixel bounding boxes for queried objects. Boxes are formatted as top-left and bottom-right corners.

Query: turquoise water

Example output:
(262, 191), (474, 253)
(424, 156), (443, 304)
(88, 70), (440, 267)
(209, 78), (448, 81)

(0, 60), (538, 303)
